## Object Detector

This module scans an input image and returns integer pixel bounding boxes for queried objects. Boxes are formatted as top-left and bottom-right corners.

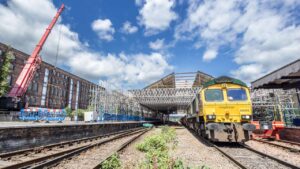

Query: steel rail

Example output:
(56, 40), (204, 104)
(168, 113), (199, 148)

(252, 139), (300, 153)
(93, 128), (150, 169)
(187, 127), (300, 169)
(0, 127), (143, 159)
(186, 128), (247, 169)
(240, 144), (300, 169)
(0, 128), (146, 169)
(277, 139), (300, 147)
(27, 128), (149, 169)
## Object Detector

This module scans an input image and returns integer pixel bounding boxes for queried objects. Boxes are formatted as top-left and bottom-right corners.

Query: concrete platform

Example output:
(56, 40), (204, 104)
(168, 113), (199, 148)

(0, 121), (150, 128)
(0, 121), (156, 153)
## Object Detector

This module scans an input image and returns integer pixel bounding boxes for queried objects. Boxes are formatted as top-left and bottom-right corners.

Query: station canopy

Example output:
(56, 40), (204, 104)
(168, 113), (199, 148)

(129, 71), (213, 114)
(252, 59), (300, 89)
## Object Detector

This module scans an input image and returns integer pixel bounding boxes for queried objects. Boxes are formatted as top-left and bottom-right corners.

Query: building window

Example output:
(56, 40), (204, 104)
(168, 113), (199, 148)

(9, 64), (14, 70)
(53, 87), (56, 95)
(7, 75), (12, 86)
(33, 82), (38, 92)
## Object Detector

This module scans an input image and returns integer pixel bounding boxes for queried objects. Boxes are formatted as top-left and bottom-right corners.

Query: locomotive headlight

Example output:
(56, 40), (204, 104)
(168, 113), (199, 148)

(207, 115), (216, 120)
(241, 115), (251, 120)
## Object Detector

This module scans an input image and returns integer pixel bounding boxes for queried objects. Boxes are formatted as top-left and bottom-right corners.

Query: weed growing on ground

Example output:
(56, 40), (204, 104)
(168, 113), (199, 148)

(101, 153), (121, 169)
(136, 126), (210, 169)
(136, 126), (182, 169)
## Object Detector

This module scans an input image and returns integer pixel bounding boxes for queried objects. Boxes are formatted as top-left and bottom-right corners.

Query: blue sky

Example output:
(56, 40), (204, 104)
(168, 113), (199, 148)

(0, 0), (300, 89)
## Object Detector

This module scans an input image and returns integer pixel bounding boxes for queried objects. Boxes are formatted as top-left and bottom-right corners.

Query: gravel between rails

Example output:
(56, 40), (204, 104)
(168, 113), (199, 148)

(0, 140), (95, 168)
(51, 133), (141, 169)
(246, 140), (300, 168)
(118, 127), (160, 169)
(218, 144), (292, 169)
(170, 128), (238, 169)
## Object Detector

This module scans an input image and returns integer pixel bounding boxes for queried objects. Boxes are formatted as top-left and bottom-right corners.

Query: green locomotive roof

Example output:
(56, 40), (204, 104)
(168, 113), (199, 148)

(203, 76), (248, 88)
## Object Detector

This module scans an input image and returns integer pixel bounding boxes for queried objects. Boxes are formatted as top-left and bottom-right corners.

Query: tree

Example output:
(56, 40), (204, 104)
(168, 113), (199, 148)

(0, 47), (14, 97)
(65, 106), (73, 118)
(72, 109), (86, 119)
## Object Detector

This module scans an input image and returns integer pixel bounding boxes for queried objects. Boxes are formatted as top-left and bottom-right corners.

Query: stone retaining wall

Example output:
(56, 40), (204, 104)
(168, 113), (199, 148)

(0, 122), (147, 153)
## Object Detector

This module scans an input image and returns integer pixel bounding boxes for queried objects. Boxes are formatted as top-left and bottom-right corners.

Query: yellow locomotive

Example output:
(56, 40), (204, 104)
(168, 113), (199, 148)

(183, 76), (256, 142)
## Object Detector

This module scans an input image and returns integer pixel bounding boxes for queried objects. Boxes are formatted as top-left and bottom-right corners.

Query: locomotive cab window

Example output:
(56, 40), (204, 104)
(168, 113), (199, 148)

(205, 89), (224, 102)
(227, 88), (247, 101)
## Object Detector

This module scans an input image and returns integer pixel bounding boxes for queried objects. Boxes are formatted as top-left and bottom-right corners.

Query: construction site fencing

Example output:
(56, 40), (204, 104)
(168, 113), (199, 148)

(19, 107), (66, 122)
(98, 113), (157, 122)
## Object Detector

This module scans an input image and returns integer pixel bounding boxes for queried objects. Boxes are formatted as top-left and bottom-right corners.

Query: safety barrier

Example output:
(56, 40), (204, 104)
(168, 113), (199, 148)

(98, 113), (157, 122)
(19, 107), (66, 122)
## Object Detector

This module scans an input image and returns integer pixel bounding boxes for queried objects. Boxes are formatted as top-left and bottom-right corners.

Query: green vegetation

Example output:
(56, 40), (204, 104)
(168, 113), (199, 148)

(136, 126), (210, 169)
(65, 106), (72, 118)
(136, 126), (181, 169)
(101, 153), (121, 169)
(64, 106), (88, 120)
(72, 108), (85, 119)
(0, 48), (14, 97)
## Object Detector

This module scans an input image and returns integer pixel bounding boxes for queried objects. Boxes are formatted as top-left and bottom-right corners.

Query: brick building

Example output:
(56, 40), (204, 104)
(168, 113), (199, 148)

(0, 42), (103, 110)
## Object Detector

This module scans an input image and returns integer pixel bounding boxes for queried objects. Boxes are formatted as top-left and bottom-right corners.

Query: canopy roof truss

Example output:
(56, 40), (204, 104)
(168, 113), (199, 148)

(129, 87), (201, 113)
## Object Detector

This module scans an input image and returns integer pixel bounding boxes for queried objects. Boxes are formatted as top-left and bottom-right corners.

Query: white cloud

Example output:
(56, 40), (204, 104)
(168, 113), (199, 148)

(175, 0), (300, 82)
(203, 48), (217, 62)
(0, 0), (173, 88)
(69, 52), (173, 87)
(135, 0), (144, 6)
(138, 0), (177, 35)
(91, 19), (115, 41)
(149, 39), (165, 50)
(121, 21), (138, 34)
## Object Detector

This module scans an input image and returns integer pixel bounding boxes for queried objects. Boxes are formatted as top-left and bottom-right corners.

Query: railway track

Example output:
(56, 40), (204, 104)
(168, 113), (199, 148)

(187, 128), (299, 169)
(277, 139), (300, 147)
(93, 128), (150, 169)
(215, 143), (299, 169)
(0, 127), (146, 169)
(252, 139), (300, 153)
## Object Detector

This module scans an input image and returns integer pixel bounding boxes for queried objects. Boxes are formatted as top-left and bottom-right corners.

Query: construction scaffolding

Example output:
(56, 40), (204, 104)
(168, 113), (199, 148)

(88, 82), (159, 121)
(251, 89), (300, 127)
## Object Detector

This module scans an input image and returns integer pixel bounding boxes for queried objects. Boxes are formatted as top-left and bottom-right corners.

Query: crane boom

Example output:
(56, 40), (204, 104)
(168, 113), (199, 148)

(8, 4), (65, 97)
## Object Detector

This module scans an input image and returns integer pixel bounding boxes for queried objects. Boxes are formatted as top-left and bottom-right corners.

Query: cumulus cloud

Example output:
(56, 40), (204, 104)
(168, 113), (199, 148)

(0, 0), (173, 88)
(138, 0), (177, 35)
(203, 48), (217, 62)
(91, 19), (115, 41)
(175, 0), (300, 82)
(70, 52), (173, 87)
(149, 39), (165, 50)
(121, 21), (138, 34)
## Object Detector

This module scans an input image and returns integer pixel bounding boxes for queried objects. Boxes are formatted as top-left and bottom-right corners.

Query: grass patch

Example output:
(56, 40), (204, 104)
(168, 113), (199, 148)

(101, 153), (121, 169)
(136, 126), (181, 169)
(136, 126), (210, 169)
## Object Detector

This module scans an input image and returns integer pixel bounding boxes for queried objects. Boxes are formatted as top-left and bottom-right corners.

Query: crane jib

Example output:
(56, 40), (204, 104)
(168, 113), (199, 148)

(7, 4), (65, 98)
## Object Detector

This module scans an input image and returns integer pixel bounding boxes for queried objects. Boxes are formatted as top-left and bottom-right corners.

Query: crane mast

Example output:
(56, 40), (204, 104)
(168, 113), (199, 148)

(8, 4), (65, 97)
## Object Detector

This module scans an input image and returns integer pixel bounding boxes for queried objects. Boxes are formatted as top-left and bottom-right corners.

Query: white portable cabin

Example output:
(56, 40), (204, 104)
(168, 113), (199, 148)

(84, 111), (98, 122)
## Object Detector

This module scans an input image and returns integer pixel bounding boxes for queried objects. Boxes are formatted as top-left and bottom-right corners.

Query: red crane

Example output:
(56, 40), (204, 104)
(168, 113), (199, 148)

(0, 4), (64, 111)
(8, 4), (64, 98)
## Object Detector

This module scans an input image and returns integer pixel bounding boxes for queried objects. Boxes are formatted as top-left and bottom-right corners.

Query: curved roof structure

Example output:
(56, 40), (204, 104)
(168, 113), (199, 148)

(129, 71), (213, 113)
